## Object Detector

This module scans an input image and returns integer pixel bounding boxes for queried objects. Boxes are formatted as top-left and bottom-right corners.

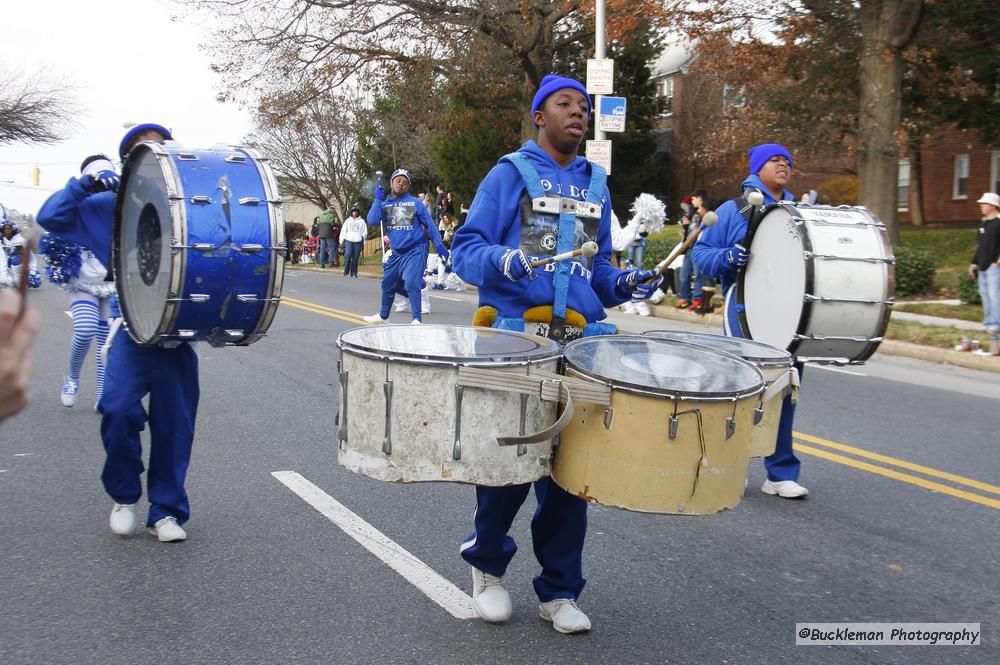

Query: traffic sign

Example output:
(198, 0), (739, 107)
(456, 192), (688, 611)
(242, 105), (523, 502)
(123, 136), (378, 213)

(597, 96), (626, 133)
(586, 59), (614, 95)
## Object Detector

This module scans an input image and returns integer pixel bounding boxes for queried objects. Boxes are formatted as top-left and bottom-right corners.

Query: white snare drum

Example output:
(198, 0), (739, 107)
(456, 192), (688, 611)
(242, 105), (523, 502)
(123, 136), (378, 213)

(335, 325), (562, 485)
(552, 336), (766, 515)
(737, 203), (894, 364)
(643, 330), (797, 458)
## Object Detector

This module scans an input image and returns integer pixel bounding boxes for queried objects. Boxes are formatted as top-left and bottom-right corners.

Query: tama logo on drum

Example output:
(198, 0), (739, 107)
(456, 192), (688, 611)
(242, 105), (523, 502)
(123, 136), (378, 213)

(836, 236), (854, 244)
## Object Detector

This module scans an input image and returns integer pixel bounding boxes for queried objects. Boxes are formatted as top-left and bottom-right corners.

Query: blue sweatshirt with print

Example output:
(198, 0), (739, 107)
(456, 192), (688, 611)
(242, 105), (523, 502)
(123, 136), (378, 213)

(366, 191), (446, 255)
(691, 173), (794, 292)
(451, 140), (631, 322)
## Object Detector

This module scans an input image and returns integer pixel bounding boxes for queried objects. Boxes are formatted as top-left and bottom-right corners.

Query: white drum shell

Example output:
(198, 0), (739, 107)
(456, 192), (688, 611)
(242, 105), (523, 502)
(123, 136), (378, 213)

(338, 352), (557, 485)
(742, 205), (893, 363)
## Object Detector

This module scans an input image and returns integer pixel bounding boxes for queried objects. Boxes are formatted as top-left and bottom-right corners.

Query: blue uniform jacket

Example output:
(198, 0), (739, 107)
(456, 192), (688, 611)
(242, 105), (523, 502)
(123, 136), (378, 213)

(692, 173), (794, 292)
(37, 177), (115, 267)
(366, 192), (447, 256)
(451, 140), (630, 322)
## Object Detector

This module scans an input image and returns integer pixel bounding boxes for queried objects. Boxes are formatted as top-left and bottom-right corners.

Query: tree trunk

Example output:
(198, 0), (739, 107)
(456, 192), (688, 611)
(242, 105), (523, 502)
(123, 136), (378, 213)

(908, 137), (925, 226)
(856, 0), (924, 245)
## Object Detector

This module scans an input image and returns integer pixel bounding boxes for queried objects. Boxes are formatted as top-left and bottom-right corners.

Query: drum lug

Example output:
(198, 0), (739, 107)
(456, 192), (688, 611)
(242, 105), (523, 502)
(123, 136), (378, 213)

(238, 197), (261, 206)
(236, 294), (282, 303)
(382, 380), (393, 455)
(225, 155), (248, 163)
(725, 417), (737, 440)
(337, 367), (349, 449)
(176, 152), (199, 161)
(753, 406), (764, 426)
(452, 385), (464, 461)
(166, 293), (210, 303)
(190, 196), (213, 205)
(602, 406), (614, 430)
(224, 329), (245, 339)
(238, 243), (264, 253)
(668, 415), (679, 440)
(172, 242), (215, 252)
(516, 394), (528, 457)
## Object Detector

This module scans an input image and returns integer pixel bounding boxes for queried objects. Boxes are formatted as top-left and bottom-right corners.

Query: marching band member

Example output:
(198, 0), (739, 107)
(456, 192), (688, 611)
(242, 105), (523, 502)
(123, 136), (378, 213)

(451, 74), (662, 634)
(38, 123), (200, 543)
(363, 168), (449, 325)
(692, 143), (809, 499)
(1, 218), (42, 290)
(40, 155), (118, 410)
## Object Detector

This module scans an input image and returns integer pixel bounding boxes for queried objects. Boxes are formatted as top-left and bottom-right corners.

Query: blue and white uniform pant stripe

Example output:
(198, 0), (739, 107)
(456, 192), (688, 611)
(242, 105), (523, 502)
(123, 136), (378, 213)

(68, 295), (110, 398)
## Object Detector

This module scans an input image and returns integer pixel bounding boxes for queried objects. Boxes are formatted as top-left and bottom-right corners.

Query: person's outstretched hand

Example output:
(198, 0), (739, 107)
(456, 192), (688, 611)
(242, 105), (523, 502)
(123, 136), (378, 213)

(0, 289), (39, 422)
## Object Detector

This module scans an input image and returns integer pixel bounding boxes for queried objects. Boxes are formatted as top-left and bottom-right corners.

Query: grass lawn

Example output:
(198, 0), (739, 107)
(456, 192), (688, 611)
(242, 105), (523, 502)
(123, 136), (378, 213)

(893, 301), (983, 322)
(898, 227), (978, 294)
(884, 319), (982, 349)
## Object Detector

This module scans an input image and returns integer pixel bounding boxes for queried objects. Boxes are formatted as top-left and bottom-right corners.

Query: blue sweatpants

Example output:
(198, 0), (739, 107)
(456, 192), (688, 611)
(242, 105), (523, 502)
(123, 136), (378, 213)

(378, 247), (427, 321)
(98, 334), (200, 526)
(724, 287), (802, 482)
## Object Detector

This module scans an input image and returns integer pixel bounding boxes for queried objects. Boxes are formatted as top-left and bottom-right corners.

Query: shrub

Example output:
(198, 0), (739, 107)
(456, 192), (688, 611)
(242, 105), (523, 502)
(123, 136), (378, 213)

(641, 232), (679, 270)
(893, 246), (936, 296)
(817, 176), (858, 206)
(958, 271), (982, 304)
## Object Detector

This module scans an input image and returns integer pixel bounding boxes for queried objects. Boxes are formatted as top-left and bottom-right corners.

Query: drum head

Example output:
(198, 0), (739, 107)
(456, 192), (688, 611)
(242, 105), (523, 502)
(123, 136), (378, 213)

(740, 206), (806, 350)
(337, 325), (562, 366)
(643, 330), (791, 367)
(115, 145), (177, 343)
(563, 336), (764, 400)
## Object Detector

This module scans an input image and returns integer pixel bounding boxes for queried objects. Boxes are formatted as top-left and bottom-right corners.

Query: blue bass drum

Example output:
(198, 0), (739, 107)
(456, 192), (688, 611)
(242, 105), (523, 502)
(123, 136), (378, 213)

(114, 142), (285, 347)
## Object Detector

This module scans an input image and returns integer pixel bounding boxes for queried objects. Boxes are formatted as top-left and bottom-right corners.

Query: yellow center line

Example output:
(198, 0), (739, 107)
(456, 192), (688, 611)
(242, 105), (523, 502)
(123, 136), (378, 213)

(281, 298), (369, 325)
(795, 444), (1000, 511)
(283, 296), (371, 321)
(794, 431), (1000, 496)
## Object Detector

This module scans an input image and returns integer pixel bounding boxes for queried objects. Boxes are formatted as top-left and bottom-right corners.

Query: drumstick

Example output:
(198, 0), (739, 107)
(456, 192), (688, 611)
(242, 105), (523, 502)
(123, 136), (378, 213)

(530, 241), (599, 268)
(644, 211), (718, 281)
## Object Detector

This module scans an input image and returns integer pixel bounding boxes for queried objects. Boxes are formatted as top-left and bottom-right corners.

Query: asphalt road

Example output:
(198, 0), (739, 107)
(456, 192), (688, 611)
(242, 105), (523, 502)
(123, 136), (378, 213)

(2, 269), (998, 665)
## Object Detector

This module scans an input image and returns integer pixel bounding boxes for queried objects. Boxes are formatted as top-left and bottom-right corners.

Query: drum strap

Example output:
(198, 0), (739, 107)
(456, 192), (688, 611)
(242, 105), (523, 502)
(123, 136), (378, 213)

(500, 152), (606, 342)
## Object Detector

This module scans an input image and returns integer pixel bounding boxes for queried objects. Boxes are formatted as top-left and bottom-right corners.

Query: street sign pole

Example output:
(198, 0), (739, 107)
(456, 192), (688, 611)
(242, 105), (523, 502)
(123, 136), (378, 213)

(594, 0), (606, 142)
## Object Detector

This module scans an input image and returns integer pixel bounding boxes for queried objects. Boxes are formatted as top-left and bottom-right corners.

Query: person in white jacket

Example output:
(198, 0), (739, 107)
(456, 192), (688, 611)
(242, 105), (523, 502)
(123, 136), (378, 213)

(339, 206), (367, 278)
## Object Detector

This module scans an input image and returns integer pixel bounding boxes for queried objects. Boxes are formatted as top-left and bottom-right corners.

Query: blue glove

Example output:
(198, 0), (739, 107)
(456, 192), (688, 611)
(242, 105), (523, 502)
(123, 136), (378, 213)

(617, 268), (660, 295)
(82, 170), (120, 193)
(726, 243), (749, 267)
(375, 184), (385, 202)
(27, 271), (42, 289)
(497, 248), (534, 282)
(437, 247), (450, 263)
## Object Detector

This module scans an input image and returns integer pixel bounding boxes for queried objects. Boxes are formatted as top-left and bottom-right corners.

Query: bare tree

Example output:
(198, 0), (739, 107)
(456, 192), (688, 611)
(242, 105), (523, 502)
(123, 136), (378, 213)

(249, 95), (365, 216)
(0, 68), (80, 145)
(179, 0), (660, 140)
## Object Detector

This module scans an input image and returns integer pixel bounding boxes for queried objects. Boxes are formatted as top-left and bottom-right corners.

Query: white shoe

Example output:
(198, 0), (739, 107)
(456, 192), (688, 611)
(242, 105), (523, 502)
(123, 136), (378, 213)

(471, 568), (512, 623)
(410, 319), (422, 325)
(634, 301), (651, 317)
(539, 599), (591, 634)
(393, 294), (409, 312)
(150, 516), (187, 542)
(363, 313), (388, 324)
(109, 503), (137, 535)
(761, 479), (809, 498)
(621, 301), (636, 314)
(60, 377), (79, 407)
(421, 286), (431, 314)
(649, 288), (665, 305)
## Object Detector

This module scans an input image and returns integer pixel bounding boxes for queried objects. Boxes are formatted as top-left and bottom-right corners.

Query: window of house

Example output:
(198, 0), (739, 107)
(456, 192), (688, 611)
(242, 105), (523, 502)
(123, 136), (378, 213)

(897, 159), (910, 211)
(658, 77), (674, 115)
(723, 84), (746, 112)
(953, 154), (969, 199)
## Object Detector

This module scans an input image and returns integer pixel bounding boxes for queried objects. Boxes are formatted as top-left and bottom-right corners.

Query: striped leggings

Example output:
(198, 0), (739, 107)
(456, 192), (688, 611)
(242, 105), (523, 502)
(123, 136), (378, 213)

(68, 295), (111, 398)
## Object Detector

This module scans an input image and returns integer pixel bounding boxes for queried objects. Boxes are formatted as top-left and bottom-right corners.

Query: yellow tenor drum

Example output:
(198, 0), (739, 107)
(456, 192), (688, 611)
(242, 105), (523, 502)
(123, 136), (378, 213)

(552, 336), (766, 515)
(643, 330), (798, 458)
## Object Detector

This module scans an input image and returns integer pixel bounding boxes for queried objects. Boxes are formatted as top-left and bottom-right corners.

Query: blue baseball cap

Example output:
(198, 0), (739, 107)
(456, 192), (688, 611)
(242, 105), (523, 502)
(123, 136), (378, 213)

(530, 75), (591, 128)
(118, 123), (173, 160)
(748, 143), (793, 175)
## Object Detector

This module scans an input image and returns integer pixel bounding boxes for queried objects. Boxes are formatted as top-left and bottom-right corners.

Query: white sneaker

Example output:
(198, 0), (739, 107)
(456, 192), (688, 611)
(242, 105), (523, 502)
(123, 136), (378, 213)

(61, 377), (79, 407)
(109, 503), (137, 535)
(634, 301), (651, 317)
(421, 286), (431, 314)
(393, 294), (409, 312)
(621, 301), (636, 314)
(410, 319), (422, 325)
(150, 516), (187, 542)
(761, 479), (809, 498)
(363, 313), (388, 324)
(539, 599), (591, 634)
(649, 288), (665, 305)
(471, 568), (512, 623)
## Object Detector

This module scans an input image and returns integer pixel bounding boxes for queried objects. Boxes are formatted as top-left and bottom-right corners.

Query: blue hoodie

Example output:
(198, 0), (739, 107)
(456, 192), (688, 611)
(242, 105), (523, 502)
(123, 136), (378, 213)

(366, 191), (446, 256)
(452, 140), (630, 322)
(691, 173), (794, 292)
(37, 177), (115, 267)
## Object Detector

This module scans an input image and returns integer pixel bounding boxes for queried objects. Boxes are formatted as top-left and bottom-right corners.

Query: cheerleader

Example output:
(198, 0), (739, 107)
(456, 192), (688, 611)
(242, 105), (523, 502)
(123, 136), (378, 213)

(1, 217), (42, 289)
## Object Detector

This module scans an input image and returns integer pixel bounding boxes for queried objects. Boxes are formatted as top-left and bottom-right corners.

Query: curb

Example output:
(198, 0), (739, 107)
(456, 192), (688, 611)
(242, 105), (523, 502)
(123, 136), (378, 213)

(637, 301), (1000, 374)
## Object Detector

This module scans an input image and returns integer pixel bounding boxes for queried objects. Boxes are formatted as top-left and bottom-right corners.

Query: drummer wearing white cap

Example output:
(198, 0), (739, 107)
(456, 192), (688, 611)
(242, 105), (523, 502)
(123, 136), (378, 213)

(38, 123), (200, 543)
(970, 192), (1000, 348)
(692, 143), (809, 500)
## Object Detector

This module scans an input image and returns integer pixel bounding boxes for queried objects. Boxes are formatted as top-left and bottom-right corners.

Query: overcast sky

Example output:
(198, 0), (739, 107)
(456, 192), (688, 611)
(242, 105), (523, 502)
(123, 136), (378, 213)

(0, 0), (252, 216)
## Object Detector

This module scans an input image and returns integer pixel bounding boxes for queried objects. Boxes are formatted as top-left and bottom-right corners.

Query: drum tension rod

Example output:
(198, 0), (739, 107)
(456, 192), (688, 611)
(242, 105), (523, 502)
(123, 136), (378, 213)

(726, 400), (738, 440)
(517, 393), (528, 457)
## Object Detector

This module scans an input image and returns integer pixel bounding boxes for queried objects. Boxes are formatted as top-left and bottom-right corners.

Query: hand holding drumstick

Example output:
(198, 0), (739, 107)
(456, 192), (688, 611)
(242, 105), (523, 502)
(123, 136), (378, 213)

(530, 241), (599, 268)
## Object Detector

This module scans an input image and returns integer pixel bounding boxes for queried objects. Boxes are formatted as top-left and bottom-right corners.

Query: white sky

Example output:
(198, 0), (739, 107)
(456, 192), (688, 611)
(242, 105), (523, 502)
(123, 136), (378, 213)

(0, 0), (252, 216)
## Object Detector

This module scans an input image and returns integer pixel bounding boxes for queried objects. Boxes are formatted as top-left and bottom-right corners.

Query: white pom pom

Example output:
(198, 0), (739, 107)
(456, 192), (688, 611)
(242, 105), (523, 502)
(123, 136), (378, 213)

(629, 193), (666, 234)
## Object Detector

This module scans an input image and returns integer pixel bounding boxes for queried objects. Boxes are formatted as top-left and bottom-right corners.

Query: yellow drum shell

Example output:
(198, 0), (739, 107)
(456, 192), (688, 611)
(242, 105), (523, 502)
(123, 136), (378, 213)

(749, 365), (786, 458)
(553, 389), (759, 515)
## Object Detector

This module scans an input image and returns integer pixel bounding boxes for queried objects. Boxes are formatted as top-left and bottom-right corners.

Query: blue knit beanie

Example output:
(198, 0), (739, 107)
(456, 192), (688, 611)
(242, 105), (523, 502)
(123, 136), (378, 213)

(118, 123), (173, 160)
(531, 75), (591, 127)
(390, 168), (411, 184)
(748, 143), (793, 175)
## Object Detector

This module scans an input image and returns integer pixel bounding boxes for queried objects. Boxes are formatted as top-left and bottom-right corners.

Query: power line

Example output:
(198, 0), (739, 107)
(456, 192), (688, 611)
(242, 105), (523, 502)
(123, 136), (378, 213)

(0, 182), (58, 192)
